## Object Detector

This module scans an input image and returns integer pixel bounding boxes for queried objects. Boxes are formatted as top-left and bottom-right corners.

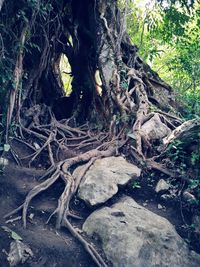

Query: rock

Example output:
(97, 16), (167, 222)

(142, 201), (148, 207)
(152, 85), (176, 110)
(160, 193), (174, 201)
(0, 157), (9, 166)
(141, 114), (171, 141)
(76, 157), (141, 206)
(183, 191), (196, 202)
(7, 240), (33, 266)
(83, 197), (200, 267)
(157, 204), (163, 209)
(155, 179), (170, 193)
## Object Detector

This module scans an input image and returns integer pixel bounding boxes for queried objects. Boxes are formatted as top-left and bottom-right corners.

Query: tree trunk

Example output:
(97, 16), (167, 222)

(1, 0), (177, 136)
(1, 1), (199, 266)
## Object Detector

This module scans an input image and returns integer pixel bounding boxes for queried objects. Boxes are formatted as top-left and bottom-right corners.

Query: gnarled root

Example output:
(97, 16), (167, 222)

(4, 144), (118, 267)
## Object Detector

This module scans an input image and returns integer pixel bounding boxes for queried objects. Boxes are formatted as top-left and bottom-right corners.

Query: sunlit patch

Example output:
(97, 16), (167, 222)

(95, 69), (102, 96)
(59, 54), (73, 96)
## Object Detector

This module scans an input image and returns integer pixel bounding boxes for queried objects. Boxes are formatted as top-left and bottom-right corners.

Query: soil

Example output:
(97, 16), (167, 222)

(0, 161), (98, 267)
(0, 142), (199, 267)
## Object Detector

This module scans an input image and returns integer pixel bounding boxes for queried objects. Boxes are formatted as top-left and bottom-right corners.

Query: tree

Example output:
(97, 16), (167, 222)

(0, 1), (199, 266)
(122, 0), (200, 137)
(124, 0), (200, 118)
(148, 0), (200, 118)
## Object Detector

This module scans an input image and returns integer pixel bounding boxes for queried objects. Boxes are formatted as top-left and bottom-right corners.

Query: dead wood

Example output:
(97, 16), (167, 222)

(163, 119), (200, 147)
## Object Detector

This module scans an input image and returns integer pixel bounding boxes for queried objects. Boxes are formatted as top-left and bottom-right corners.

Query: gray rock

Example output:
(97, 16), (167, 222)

(76, 157), (141, 206)
(83, 197), (200, 267)
(160, 193), (174, 201)
(141, 114), (171, 141)
(7, 240), (33, 266)
(155, 179), (170, 193)
(183, 191), (196, 202)
(157, 204), (163, 209)
(0, 157), (9, 166)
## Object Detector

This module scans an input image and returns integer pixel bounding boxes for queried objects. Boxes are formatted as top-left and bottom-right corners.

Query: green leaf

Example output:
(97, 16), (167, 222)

(1, 226), (22, 241)
(11, 230), (23, 241)
(132, 181), (141, 189)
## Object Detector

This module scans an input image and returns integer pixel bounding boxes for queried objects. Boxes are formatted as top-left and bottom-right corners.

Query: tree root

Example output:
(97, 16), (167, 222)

(5, 80), (193, 267)
(62, 218), (108, 267)
(3, 1), (197, 265)
(4, 133), (119, 267)
(130, 146), (175, 177)
(5, 106), (195, 267)
(4, 168), (61, 227)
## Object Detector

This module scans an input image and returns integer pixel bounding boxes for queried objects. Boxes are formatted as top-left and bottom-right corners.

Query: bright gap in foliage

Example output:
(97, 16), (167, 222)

(59, 54), (73, 96)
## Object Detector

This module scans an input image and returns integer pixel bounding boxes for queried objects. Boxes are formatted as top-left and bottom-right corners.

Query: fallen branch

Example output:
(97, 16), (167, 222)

(163, 119), (200, 147)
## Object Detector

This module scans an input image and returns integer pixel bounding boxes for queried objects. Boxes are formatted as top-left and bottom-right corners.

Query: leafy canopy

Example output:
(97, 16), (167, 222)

(119, 0), (200, 118)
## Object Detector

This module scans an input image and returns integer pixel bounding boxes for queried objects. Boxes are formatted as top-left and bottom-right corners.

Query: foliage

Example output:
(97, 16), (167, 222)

(0, 0), (58, 142)
(132, 181), (141, 189)
(122, 0), (200, 119)
(152, 2), (200, 118)
(166, 139), (200, 205)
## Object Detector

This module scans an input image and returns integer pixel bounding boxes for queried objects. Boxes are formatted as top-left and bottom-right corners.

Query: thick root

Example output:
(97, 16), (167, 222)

(4, 140), (118, 267)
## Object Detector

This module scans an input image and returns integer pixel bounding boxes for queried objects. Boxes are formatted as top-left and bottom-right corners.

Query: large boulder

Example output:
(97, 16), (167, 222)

(76, 157), (141, 206)
(83, 197), (200, 267)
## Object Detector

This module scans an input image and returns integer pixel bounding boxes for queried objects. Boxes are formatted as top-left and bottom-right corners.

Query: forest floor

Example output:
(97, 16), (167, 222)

(0, 141), (198, 267)
(0, 162), (98, 267)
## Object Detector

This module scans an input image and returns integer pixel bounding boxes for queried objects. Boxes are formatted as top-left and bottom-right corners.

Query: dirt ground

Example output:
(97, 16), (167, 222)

(0, 141), (199, 267)
(0, 162), (97, 267)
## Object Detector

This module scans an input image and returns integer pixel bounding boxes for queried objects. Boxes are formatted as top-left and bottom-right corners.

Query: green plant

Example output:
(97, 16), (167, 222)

(191, 151), (199, 166)
(123, 0), (200, 119)
(167, 139), (186, 163)
(166, 137), (200, 205)
(132, 181), (141, 189)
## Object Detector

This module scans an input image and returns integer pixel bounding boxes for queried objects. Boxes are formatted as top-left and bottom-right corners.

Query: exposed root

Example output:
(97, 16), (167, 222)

(4, 168), (61, 228)
(146, 159), (175, 177)
(4, 64), (190, 266)
(130, 146), (175, 177)
(62, 218), (108, 267)
(4, 153), (109, 266)
(3, 0), (197, 265)
(28, 131), (56, 167)
(5, 96), (192, 267)
(5, 119), (121, 267)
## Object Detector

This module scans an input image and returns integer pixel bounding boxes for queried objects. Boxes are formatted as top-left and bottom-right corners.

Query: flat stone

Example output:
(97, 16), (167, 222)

(83, 197), (200, 267)
(76, 157), (141, 206)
